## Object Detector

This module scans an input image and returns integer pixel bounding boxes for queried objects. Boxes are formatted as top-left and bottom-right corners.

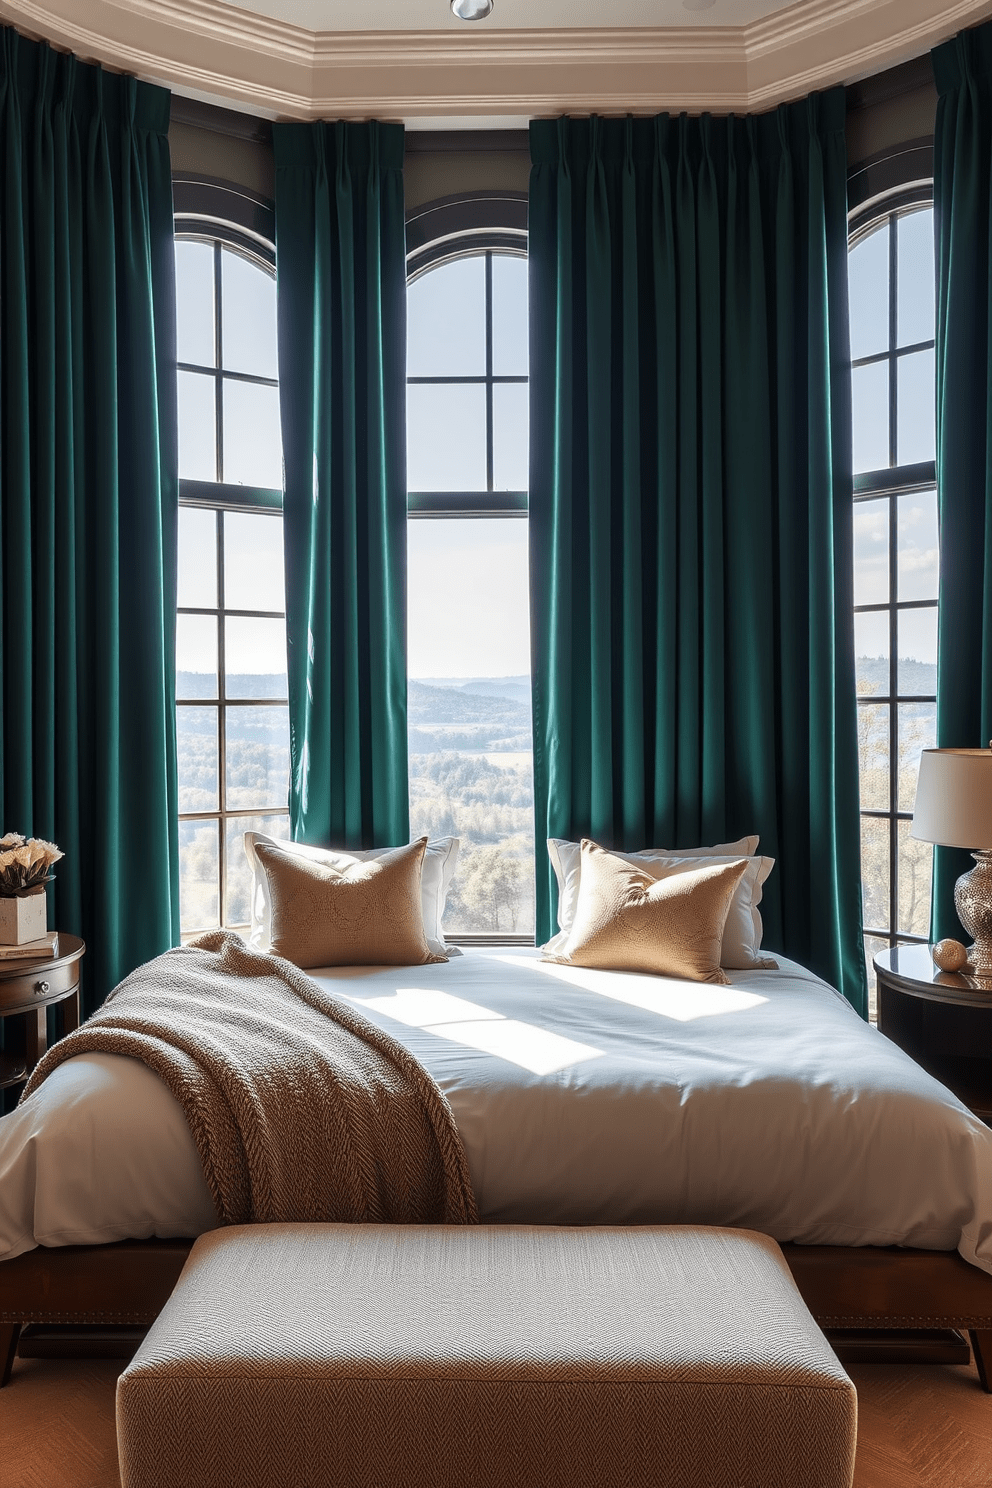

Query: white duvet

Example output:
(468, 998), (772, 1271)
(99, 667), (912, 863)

(3, 948), (992, 1273)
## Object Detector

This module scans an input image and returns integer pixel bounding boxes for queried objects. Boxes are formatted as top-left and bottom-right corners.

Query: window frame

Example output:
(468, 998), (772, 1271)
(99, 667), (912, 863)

(407, 192), (528, 522)
(405, 197), (534, 945)
(174, 180), (288, 935)
(848, 185), (938, 996)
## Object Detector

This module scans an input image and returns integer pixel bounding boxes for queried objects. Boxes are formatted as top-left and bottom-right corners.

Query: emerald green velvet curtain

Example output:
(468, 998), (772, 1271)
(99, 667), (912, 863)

(0, 29), (179, 1016)
(529, 94), (867, 1013)
(931, 25), (992, 940)
(274, 121), (409, 848)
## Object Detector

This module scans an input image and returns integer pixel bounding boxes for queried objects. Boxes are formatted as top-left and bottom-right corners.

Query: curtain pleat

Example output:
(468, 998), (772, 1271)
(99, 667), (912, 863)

(273, 121), (409, 848)
(529, 95), (867, 1013)
(0, 28), (179, 1019)
(931, 24), (992, 939)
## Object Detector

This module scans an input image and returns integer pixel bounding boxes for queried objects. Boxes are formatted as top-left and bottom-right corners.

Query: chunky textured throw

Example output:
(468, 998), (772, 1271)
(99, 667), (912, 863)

(20, 932), (478, 1227)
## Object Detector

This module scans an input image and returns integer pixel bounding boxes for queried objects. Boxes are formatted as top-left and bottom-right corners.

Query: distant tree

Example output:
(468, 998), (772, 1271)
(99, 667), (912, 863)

(456, 845), (522, 932)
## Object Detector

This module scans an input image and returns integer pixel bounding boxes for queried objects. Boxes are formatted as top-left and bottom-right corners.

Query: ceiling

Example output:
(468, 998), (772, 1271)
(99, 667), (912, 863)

(2, 0), (991, 123)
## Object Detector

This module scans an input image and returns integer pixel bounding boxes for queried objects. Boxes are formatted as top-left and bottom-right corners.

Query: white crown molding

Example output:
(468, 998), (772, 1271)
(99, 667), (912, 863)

(745, 0), (992, 104)
(2, 0), (992, 121)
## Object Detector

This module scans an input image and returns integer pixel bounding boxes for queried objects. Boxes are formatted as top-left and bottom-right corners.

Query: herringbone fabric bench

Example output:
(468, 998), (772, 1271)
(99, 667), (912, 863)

(116, 1222), (856, 1488)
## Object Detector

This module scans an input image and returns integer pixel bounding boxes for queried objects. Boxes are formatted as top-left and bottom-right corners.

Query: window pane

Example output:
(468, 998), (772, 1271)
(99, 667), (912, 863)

(224, 617), (288, 698)
(407, 256), (485, 377)
(408, 383), (487, 491)
(853, 498), (888, 606)
(223, 511), (285, 613)
(849, 225), (889, 361)
(407, 518), (534, 936)
(492, 255), (528, 377)
(222, 380), (282, 489)
(852, 360), (889, 473)
(861, 815), (890, 934)
(178, 369), (217, 482)
(896, 348), (935, 466)
(221, 248), (277, 380)
(857, 702), (889, 810)
(897, 607), (937, 696)
(896, 491), (939, 603)
(177, 614), (218, 699)
(177, 705), (218, 813)
(854, 612), (889, 696)
(897, 818), (932, 936)
(178, 507), (217, 610)
(225, 813), (289, 928)
(898, 701), (936, 812)
(179, 819), (219, 933)
(897, 209), (935, 350)
(493, 382), (528, 492)
(175, 240), (215, 369)
(225, 706), (290, 810)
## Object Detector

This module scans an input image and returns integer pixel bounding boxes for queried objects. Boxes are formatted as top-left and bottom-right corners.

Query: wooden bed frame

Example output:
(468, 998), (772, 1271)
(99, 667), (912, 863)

(2, 1237), (990, 1391)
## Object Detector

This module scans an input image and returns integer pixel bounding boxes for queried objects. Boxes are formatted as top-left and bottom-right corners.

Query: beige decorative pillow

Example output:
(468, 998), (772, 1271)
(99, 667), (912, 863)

(252, 838), (446, 970)
(243, 832), (460, 959)
(543, 839), (749, 983)
(546, 834), (759, 943)
(544, 835), (776, 969)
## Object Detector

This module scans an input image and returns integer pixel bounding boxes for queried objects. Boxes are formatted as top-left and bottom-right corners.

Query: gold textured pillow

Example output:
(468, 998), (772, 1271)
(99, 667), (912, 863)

(252, 837), (446, 970)
(542, 839), (749, 983)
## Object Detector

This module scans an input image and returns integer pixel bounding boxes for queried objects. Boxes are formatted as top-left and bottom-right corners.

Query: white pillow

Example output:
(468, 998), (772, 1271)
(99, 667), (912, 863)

(544, 836), (777, 970)
(243, 833), (460, 961)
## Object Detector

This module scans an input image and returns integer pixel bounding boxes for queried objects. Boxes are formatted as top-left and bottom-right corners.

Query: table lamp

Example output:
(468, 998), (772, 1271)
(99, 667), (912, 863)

(911, 745), (992, 976)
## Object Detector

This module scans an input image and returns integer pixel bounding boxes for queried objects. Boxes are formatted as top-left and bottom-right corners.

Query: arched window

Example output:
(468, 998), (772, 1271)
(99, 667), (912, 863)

(848, 189), (937, 1012)
(405, 194), (534, 939)
(173, 181), (289, 934)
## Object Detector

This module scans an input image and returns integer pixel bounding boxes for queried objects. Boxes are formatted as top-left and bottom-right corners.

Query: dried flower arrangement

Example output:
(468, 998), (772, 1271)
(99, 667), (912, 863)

(0, 833), (63, 897)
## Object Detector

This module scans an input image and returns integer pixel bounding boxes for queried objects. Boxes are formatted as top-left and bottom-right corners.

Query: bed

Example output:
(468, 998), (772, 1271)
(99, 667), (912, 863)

(2, 946), (992, 1386)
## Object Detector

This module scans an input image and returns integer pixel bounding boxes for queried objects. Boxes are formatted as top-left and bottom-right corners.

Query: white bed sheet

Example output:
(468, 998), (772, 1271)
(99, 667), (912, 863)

(2, 948), (992, 1273)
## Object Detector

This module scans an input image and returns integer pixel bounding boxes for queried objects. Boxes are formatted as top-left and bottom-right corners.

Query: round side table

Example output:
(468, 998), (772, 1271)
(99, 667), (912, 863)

(874, 943), (992, 1126)
(0, 933), (85, 1092)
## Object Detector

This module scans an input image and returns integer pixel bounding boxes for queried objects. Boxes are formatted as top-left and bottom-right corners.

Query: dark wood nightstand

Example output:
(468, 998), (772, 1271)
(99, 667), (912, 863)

(0, 933), (85, 1091)
(874, 944), (992, 1126)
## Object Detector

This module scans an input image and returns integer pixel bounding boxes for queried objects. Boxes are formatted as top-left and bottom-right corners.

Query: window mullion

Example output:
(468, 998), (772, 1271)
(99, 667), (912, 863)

(216, 509), (228, 926)
(214, 243), (224, 485)
(485, 251), (494, 494)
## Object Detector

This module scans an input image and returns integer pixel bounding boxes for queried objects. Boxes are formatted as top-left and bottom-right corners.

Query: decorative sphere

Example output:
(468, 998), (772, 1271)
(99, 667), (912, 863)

(932, 938), (969, 972)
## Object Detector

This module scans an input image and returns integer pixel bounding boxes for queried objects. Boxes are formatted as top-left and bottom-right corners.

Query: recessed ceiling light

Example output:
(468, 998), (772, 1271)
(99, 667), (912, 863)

(451, 0), (494, 18)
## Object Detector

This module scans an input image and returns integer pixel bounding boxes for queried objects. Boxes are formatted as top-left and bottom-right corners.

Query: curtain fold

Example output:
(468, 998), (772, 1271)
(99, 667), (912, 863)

(0, 28), (179, 1017)
(274, 120), (409, 849)
(529, 94), (867, 1013)
(931, 24), (992, 940)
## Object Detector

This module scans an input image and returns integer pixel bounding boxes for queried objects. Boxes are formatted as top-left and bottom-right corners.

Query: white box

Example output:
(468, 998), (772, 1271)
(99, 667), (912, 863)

(0, 889), (48, 945)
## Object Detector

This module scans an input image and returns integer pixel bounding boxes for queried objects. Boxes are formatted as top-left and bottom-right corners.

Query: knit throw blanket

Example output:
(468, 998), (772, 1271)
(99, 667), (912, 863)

(21, 931), (479, 1228)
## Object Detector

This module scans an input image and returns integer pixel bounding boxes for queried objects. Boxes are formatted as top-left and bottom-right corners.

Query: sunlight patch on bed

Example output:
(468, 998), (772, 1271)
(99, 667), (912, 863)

(349, 988), (498, 1027)
(493, 956), (768, 1022)
(425, 1019), (602, 1076)
(342, 987), (602, 1074)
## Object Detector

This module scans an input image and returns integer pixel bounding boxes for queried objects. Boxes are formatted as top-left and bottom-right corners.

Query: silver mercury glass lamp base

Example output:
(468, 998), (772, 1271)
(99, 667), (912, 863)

(955, 849), (992, 980)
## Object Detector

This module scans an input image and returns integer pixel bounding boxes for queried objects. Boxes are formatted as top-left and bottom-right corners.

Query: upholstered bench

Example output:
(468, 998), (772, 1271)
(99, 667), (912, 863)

(116, 1223), (857, 1488)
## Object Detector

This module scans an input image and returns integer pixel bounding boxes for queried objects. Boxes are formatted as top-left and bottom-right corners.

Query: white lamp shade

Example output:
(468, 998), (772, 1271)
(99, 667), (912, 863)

(911, 748), (992, 849)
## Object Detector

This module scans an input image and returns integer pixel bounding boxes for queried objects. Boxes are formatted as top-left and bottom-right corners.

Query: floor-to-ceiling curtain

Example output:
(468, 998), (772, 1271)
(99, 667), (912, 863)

(0, 29), (179, 1017)
(274, 121), (409, 848)
(529, 93), (867, 1014)
(931, 24), (992, 941)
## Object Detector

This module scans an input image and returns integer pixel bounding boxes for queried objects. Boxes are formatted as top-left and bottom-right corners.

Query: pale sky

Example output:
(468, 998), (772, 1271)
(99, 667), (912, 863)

(407, 518), (531, 678)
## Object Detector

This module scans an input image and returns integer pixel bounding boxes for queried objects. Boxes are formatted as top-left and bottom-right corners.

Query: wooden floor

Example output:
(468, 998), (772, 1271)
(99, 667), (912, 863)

(1, 1352), (991, 1487)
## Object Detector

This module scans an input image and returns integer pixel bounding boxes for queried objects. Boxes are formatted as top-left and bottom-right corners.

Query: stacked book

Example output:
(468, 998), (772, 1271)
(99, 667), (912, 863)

(0, 931), (59, 962)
